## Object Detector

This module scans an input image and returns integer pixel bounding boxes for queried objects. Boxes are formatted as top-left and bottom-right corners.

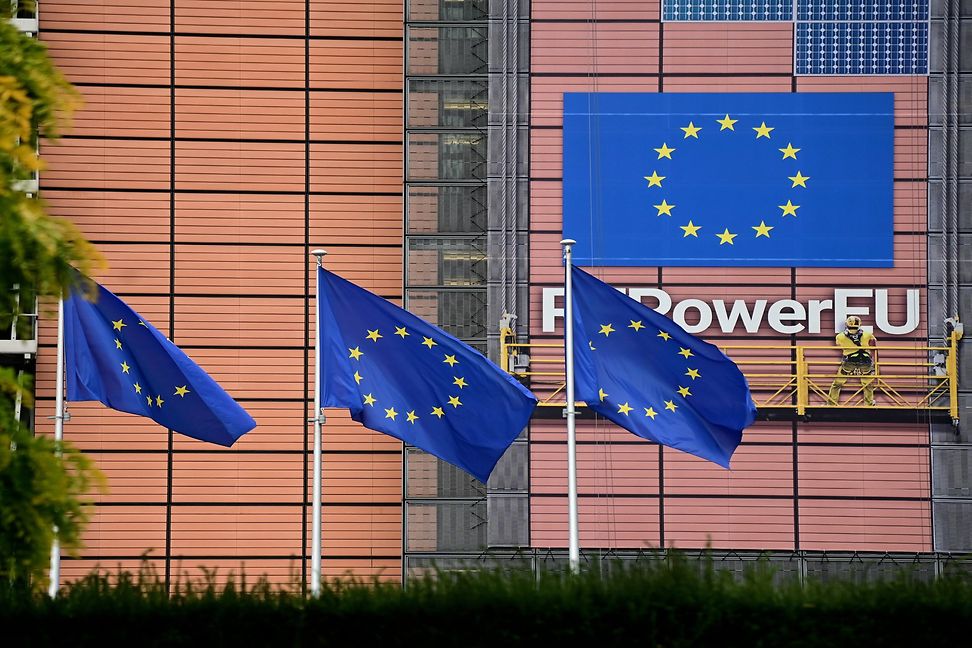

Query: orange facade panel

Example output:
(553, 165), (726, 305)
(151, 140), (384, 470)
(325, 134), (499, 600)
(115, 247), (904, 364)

(665, 498), (795, 550)
(532, 23), (661, 75)
(175, 37), (305, 88)
(172, 295), (305, 348)
(175, 141), (304, 192)
(310, 143), (402, 194)
(798, 500), (931, 551)
(71, 85), (170, 139)
(169, 506), (303, 555)
(175, 2), (306, 36)
(174, 244), (304, 295)
(176, 89), (306, 141)
(532, 0), (660, 21)
(663, 445), (794, 497)
(44, 190), (170, 243)
(41, 138), (170, 190)
(309, 40), (403, 90)
(43, 32), (170, 85)
(41, 0), (170, 32)
(310, 1), (403, 38)
(310, 92), (404, 141)
(175, 194), (305, 245)
(79, 505), (168, 557)
(662, 23), (793, 74)
(86, 453), (168, 503)
(318, 453), (403, 504)
(531, 442), (661, 494)
(310, 194), (404, 246)
(172, 453), (305, 504)
(33, 400), (171, 452)
(315, 505), (403, 554)
(532, 497), (661, 548)
(799, 446), (931, 499)
(797, 76), (929, 128)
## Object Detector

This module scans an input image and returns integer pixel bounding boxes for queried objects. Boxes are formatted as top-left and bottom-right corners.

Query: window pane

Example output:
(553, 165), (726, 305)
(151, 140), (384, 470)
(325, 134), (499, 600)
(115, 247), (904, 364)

(408, 79), (489, 129)
(408, 27), (488, 76)
(407, 185), (487, 234)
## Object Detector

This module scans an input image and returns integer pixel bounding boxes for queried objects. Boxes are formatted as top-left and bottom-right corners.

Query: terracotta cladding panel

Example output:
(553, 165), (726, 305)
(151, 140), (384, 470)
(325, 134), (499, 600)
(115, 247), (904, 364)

(172, 295), (304, 347)
(41, 138), (170, 190)
(310, 248), (403, 297)
(663, 445), (793, 496)
(798, 446), (930, 499)
(797, 76), (929, 128)
(310, 92), (404, 141)
(317, 454), (403, 504)
(531, 77), (660, 127)
(310, 1), (403, 38)
(175, 244), (304, 295)
(175, 141), (304, 192)
(309, 40), (403, 90)
(180, 347), (305, 401)
(531, 497), (661, 548)
(314, 505), (403, 554)
(173, 559), (303, 588)
(61, 559), (166, 584)
(662, 23), (793, 75)
(531, 442), (660, 494)
(80, 506), (168, 557)
(34, 399), (170, 452)
(86, 244), (173, 294)
(320, 558), (401, 581)
(310, 194), (404, 246)
(318, 410), (404, 453)
(532, 0), (660, 20)
(661, 76), (795, 93)
(795, 235), (926, 285)
(41, 0), (170, 32)
(798, 500), (931, 551)
(34, 294), (170, 349)
(664, 498), (795, 550)
(175, 2), (306, 35)
(171, 454), (304, 503)
(169, 506), (303, 555)
(44, 190), (170, 243)
(175, 194), (305, 245)
(87, 453), (168, 503)
(175, 37), (305, 88)
(70, 86), (170, 138)
(796, 422), (928, 446)
(532, 23), (660, 75)
(176, 89), (306, 140)
(42, 32), (170, 85)
(192, 401), (307, 452)
(310, 143), (402, 193)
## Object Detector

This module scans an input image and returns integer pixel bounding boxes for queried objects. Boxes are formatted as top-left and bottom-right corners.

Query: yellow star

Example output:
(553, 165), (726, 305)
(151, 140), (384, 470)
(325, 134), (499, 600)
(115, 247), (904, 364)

(598, 323), (615, 336)
(680, 220), (701, 238)
(134, 382), (142, 394)
(665, 400), (678, 412)
(588, 340), (596, 351)
(422, 337), (437, 349)
(114, 338), (122, 350)
(779, 143), (800, 159)
(146, 396), (153, 407)
(753, 122), (774, 139)
(453, 376), (467, 389)
(120, 361), (130, 374)
(443, 354), (459, 367)
(680, 121), (701, 138)
(395, 326), (409, 338)
(628, 320), (644, 331)
(654, 199), (675, 216)
(448, 395), (462, 408)
(155, 395), (164, 407)
(618, 402), (633, 415)
(366, 329), (382, 342)
(384, 407), (398, 420)
(644, 407), (657, 419)
(406, 410), (419, 424)
(685, 368), (701, 380)
(716, 114), (737, 131)
(752, 221), (774, 238)
(654, 143), (675, 159)
(353, 371), (363, 385)
(679, 347), (694, 359)
(431, 406), (445, 419)
(112, 318), (126, 331)
(658, 331), (671, 341)
(598, 388), (609, 402)
(174, 385), (190, 397)
(677, 386), (692, 398)
(788, 171), (810, 188)
(779, 200), (799, 217)
(348, 346), (363, 360)
(716, 228), (738, 245)
(644, 171), (665, 188)
(363, 393), (377, 406)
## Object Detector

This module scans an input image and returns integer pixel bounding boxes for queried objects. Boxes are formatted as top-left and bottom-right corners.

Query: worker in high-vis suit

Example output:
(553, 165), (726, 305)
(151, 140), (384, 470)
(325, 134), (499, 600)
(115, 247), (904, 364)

(828, 316), (877, 406)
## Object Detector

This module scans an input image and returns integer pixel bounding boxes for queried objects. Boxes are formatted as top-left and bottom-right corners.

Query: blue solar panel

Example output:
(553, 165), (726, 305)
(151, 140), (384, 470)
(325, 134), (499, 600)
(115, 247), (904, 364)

(663, 0), (793, 21)
(795, 21), (929, 74)
(797, 1), (929, 22)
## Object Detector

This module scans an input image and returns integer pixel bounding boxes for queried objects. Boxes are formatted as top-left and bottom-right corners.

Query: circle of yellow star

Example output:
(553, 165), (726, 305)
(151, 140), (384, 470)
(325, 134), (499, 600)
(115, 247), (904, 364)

(644, 407), (658, 419)
(618, 402), (633, 415)
(155, 395), (164, 407)
(588, 340), (597, 351)
(120, 361), (130, 374)
(679, 347), (694, 359)
(353, 371), (363, 384)
(112, 318), (126, 331)
(779, 143), (800, 159)
(653, 199), (675, 216)
(752, 221), (774, 238)
(448, 395), (462, 408)
(598, 388), (609, 402)
(146, 396), (153, 407)
(644, 171), (665, 188)
(677, 386), (692, 398)
(114, 339), (122, 349)
(384, 407), (398, 420)
(406, 411), (419, 424)
(443, 354), (459, 367)
(453, 376), (467, 389)
(363, 393), (377, 406)
(680, 122), (701, 139)
(753, 122), (774, 139)
(598, 323), (615, 336)
(680, 220), (701, 238)
(422, 337), (436, 349)
(717, 228), (738, 245)
(431, 406), (445, 419)
(716, 114), (737, 131)
(366, 329), (382, 342)
(658, 331), (671, 341)
(395, 326), (409, 338)
(779, 200), (800, 217)
(685, 368), (701, 380)
(134, 382), (142, 394)
(628, 320), (644, 331)
(664, 400), (678, 412)
(348, 346), (363, 360)
(174, 385), (190, 397)
(654, 143), (675, 159)
(788, 171), (810, 188)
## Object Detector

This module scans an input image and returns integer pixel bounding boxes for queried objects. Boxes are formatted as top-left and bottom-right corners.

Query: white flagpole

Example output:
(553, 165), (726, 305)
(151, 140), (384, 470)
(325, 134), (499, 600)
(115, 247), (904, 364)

(310, 249), (327, 597)
(561, 239), (580, 573)
(48, 296), (66, 598)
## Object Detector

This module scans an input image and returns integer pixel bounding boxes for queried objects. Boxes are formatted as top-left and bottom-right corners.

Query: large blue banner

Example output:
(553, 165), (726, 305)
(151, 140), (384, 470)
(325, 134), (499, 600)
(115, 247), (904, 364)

(562, 93), (894, 267)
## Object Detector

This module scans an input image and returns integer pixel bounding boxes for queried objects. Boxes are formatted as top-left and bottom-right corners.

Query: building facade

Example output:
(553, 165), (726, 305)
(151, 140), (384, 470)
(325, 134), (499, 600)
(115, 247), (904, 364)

(7, 0), (969, 586)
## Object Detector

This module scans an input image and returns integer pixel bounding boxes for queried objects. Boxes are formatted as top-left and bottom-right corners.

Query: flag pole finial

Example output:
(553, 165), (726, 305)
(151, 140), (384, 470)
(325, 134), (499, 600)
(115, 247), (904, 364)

(560, 238), (576, 247)
(311, 249), (328, 266)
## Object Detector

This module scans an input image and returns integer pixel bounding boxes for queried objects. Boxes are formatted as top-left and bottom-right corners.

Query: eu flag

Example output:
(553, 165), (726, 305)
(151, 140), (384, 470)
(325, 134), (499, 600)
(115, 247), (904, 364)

(64, 275), (256, 446)
(570, 267), (756, 467)
(317, 267), (537, 483)
(563, 92), (894, 267)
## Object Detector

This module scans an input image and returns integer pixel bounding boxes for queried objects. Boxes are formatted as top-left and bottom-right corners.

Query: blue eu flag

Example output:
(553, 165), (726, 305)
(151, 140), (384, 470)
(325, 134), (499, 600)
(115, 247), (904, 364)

(563, 92), (894, 267)
(317, 267), (537, 483)
(570, 267), (756, 467)
(64, 275), (256, 446)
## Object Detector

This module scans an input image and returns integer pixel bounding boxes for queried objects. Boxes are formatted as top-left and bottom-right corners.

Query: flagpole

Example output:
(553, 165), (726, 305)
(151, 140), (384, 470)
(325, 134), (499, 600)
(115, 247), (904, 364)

(48, 296), (66, 598)
(561, 239), (580, 573)
(310, 249), (327, 597)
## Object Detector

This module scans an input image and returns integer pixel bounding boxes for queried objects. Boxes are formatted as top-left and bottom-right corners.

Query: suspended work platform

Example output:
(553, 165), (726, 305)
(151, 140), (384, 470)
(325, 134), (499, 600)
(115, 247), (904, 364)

(500, 329), (963, 426)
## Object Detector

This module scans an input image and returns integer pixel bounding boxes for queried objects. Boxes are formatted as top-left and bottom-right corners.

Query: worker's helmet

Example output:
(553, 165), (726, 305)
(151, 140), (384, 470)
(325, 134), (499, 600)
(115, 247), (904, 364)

(845, 316), (862, 332)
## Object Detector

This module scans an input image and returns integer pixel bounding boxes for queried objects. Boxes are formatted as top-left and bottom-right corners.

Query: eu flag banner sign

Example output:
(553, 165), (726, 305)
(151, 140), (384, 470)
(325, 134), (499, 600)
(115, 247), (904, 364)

(317, 267), (537, 483)
(563, 92), (894, 267)
(570, 266), (757, 467)
(64, 275), (256, 446)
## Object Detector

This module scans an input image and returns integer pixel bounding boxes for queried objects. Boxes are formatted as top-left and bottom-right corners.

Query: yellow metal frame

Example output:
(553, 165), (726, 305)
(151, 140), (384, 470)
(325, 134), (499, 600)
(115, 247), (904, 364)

(500, 328), (962, 423)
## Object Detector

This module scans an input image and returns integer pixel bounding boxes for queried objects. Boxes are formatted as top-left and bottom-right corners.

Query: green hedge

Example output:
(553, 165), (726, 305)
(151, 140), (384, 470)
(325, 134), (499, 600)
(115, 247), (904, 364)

(3, 556), (971, 647)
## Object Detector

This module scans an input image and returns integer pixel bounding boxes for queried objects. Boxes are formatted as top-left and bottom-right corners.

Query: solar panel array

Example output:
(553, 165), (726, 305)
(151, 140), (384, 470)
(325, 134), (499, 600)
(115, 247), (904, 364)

(663, 0), (792, 21)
